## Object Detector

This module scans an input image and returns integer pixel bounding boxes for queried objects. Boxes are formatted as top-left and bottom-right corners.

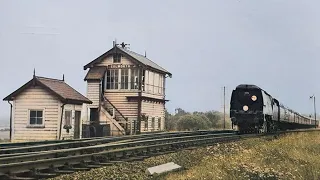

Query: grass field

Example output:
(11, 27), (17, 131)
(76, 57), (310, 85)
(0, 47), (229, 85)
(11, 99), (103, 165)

(51, 130), (320, 180)
(165, 131), (320, 180)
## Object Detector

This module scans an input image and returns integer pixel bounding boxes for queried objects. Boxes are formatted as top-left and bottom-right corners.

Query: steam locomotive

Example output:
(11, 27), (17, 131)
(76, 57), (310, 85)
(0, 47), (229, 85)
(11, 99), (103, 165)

(230, 84), (318, 133)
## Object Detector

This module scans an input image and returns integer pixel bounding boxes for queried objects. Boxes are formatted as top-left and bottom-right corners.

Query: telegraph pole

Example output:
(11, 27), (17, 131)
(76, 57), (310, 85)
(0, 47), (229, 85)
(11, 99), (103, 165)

(310, 95), (317, 128)
(223, 86), (226, 130)
(314, 96), (316, 128)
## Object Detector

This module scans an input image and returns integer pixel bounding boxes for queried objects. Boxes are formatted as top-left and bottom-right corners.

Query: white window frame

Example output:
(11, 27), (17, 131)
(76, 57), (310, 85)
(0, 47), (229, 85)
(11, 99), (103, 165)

(120, 68), (129, 90)
(105, 69), (120, 90)
(27, 109), (45, 128)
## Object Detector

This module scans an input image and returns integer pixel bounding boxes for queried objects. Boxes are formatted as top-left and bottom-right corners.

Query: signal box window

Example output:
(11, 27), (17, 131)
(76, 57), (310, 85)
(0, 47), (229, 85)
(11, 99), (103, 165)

(106, 69), (119, 89)
(113, 53), (121, 63)
(121, 69), (129, 89)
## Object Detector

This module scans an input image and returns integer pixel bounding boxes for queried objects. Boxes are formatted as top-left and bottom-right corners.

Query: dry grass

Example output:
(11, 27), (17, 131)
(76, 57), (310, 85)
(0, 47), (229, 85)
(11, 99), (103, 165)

(165, 131), (320, 180)
(51, 131), (320, 180)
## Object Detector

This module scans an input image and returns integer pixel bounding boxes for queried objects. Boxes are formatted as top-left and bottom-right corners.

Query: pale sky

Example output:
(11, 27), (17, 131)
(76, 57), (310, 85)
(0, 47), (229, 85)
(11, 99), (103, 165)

(1, 0), (320, 124)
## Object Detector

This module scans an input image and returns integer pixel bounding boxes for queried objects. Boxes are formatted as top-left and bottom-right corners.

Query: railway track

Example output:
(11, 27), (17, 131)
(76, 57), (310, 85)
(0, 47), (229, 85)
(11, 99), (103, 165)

(0, 130), (233, 155)
(0, 129), (317, 180)
(0, 131), (175, 149)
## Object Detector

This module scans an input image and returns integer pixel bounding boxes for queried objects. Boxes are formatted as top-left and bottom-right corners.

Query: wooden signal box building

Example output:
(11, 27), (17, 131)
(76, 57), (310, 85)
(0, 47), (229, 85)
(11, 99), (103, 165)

(82, 42), (172, 137)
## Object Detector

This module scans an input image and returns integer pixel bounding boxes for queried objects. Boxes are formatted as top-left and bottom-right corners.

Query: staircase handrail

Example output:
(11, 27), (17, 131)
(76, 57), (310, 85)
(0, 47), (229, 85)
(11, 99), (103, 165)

(101, 92), (128, 123)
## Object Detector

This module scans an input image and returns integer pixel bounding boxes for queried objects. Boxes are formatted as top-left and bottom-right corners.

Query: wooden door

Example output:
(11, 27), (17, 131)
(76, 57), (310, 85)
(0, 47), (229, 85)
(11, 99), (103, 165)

(74, 111), (81, 139)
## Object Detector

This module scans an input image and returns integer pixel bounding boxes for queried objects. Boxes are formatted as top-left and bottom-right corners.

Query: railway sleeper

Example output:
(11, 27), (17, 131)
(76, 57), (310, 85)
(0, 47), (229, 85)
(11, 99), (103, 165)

(5, 176), (36, 180)
(62, 162), (90, 172)
(125, 157), (145, 162)
(48, 166), (74, 175)
(79, 160), (102, 169)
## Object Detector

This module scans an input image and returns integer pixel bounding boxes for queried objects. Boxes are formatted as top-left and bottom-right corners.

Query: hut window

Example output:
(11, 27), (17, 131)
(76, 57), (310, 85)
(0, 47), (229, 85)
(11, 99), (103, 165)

(113, 53), (121, 63)
(106, 69), (119, 89)
(65, 110), (72, 126)
(29, 110), (43, 125)
(121, 69), (129, 89)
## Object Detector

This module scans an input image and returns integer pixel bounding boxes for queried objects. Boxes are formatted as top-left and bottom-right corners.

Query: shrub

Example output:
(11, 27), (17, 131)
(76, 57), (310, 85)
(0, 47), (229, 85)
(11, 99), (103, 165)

(176, 114), (211, 131)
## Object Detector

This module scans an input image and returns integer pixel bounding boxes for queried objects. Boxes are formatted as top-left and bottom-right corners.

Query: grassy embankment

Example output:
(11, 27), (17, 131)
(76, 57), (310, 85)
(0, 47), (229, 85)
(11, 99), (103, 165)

(51, 131), (320, 180)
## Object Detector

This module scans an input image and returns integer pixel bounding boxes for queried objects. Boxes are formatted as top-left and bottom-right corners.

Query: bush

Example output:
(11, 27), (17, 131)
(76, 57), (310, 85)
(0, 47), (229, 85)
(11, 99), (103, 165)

(176, 114), (211, 131)
(164, 108), (232, 131)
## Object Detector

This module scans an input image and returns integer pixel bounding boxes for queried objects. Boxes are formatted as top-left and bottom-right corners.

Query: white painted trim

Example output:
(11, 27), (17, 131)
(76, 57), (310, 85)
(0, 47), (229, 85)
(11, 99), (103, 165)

(12, 101), (15, 142)
(57, 102), (61, 140)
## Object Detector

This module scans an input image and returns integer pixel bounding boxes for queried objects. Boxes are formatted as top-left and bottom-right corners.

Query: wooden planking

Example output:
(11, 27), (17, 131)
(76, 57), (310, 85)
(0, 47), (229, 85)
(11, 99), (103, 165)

(142, 92), (165, 100)
(60, 104), (83, 140)
(104, 92), (138, 118)
(87, 81), (100, 108)
(141, 101), (165, 131)
(13, 86), (60, 142)
(96, 54), (134, 66)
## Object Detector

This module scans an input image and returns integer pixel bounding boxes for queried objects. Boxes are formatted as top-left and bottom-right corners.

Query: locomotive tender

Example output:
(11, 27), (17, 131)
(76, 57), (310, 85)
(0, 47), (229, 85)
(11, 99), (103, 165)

(230, 84), (318, 133)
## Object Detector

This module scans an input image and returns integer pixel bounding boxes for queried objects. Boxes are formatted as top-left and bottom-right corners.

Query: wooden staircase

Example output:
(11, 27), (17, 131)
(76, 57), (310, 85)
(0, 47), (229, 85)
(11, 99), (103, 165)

(100, 94), (128, 135)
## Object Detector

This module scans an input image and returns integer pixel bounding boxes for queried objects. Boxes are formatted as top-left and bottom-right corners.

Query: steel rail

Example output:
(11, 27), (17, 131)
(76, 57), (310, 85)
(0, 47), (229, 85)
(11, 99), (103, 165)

(0, 130), (202, 149)
(0, 130), (234, 155)
(0, 131), (234, 159)
(0, 130), (233, 150)
(0, 133), (250, 179)
(1, 129), (318, 179)
(0, 130), (179, 149)
(0, 133), (235, 165)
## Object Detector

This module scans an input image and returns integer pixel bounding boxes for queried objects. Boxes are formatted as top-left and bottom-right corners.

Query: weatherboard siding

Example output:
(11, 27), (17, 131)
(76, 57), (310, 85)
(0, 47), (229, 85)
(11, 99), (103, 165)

(59, 104), (83, 140)
(12, 86), (59, 142)
(96, 54), (134, 66)
(104, 92), (138, 118)
(141, 101), (165, 131)
(85, 50), (169, 135)
(87, 81), (100, 108)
